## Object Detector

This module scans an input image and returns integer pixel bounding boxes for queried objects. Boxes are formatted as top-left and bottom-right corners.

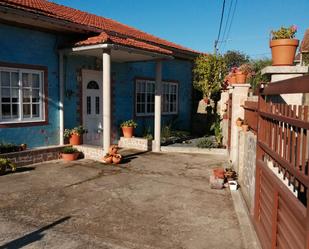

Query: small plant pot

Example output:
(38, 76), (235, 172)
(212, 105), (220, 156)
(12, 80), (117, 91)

(236, 120), (243, 127)
(270, 39), (299, 66)
(62, 152), (79, 161)
(228, 180), (238, 191)
(242, 124), (249, 132)
(235, 72), (247, 83)
(229, 75), (237, 84)
(69, 134), (82, 145)
(102, 156), (113, 164)
(122, 127), (134, 138)
(112, 154), (122, 164)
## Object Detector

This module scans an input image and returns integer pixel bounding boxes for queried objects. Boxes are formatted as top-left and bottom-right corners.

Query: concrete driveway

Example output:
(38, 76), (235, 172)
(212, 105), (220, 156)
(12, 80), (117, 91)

(0, 151), (244, 249)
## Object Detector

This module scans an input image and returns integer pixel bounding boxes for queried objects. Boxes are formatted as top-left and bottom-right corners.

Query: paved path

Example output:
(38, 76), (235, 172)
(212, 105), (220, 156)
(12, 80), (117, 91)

(0, 151), (244, 249)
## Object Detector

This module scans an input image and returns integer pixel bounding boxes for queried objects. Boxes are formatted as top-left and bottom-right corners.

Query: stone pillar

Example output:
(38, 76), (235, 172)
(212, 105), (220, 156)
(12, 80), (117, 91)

(261, 66), (309, 105)
(219, 90), (229, 117)
(103, 49), (111, 153)
(230, 84), (250, 165)
(153, 60), (162, 152)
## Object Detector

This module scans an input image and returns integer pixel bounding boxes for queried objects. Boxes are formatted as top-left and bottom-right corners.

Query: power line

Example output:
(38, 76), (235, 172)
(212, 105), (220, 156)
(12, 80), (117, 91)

(221, 0), (238, 52)
(219, 0), (233, 51)
(214, 0), (226, 54)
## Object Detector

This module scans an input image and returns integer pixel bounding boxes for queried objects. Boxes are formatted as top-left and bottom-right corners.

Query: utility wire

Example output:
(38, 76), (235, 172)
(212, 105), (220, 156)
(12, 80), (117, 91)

(221, 0), (238, 52)
(214, 0), (226, 54)
(218, 0), (233, 51)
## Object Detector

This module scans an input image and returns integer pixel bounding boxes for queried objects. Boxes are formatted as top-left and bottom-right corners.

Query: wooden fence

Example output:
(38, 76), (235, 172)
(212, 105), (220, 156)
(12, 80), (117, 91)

(243, 100), (258, 133)
(254, 75), (309, 249)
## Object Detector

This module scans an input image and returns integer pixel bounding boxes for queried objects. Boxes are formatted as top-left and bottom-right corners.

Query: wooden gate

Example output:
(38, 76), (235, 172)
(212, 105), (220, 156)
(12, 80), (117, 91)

(227, 93), (232, 152)
(254, 75), (309, 249)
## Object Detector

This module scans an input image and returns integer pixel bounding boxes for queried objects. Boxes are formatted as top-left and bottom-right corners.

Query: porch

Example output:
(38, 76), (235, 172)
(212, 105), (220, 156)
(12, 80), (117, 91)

(59, 42), (174, 154)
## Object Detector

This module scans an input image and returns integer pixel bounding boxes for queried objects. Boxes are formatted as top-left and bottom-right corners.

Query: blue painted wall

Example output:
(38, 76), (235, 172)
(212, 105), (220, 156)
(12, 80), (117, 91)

(112, 59), (192, 140)
(0, 23), (62, 148)
(0, 23), (193, 148)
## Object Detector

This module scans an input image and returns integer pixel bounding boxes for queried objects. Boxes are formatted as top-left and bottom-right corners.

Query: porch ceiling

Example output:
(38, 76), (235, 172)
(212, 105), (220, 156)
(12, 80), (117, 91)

(70, 44), (173, 63)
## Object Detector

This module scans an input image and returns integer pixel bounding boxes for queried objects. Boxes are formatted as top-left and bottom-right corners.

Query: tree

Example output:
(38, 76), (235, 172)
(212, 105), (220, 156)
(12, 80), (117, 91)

(223, 50), (250, 70)
(193, 54), (227, 100)
(249, 58), (272, 90)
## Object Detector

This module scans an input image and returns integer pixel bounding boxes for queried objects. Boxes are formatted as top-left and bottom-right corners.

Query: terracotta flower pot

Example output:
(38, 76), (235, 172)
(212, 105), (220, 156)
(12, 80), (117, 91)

(112, 154), (122, 164)
(229, 74), (237, 84)
(69, 134), (82, 145)
(62, 152), (79, 161)
(270, 39), (299, 66)
(236, 120), (243, 127)
(235, 72), (247, 83)
(102, 155), (113, 164)
(122, 127), (134, 138)
(242, 124), (249, 132)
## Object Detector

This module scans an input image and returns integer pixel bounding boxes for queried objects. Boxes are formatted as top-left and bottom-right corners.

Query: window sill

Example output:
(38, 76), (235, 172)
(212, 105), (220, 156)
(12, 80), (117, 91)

(135, 113), (178, 117)
(0, 120), (48, 128)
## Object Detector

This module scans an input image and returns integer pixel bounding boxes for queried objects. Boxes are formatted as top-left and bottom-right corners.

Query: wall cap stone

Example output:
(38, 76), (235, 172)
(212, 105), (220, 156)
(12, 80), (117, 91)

(261, 66), (308, 75)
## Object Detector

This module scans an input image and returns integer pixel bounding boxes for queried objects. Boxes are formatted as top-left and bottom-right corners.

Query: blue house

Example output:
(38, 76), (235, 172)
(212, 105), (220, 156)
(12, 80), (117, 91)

(0, 0), (199, 153)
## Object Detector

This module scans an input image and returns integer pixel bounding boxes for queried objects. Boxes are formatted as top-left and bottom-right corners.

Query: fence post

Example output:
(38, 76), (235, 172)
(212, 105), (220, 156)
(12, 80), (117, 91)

(230, 83), (250, 165)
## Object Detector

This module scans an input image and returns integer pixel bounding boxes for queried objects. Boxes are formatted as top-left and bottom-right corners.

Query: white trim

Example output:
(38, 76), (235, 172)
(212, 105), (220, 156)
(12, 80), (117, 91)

(0, 66), (45, 123)
(59, 51), (64, 145)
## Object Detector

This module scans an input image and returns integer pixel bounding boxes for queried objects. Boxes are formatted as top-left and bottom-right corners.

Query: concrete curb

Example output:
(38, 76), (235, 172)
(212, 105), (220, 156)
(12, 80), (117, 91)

(161, 146), (228, 155)
(230, 190), (262, 249)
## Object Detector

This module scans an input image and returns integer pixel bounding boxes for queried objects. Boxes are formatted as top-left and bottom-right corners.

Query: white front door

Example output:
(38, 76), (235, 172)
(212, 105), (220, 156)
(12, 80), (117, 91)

(82, 69), (103, 146)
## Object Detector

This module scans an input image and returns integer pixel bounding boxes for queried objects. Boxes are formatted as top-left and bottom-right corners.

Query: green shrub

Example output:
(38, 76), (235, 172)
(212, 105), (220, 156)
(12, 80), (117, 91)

(120, 120), (137, 128)
(0, 158), (16, 174)
(61, 147), (79, 154)
(197, 137), (215, 149)
(0, 143), (20, 154)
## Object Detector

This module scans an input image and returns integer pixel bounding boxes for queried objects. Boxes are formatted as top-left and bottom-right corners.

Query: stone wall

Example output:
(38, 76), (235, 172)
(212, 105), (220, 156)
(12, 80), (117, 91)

(73, 145), (105, 161)
(237, 130), (257, 214)
(0, 145), (67, 167)
(118, 137), (152, 151)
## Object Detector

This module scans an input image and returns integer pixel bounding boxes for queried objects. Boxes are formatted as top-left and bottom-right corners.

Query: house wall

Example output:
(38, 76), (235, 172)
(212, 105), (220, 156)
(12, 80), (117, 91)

(0, 23), (62, 148)
(0, 23), (193, 148)
(64, 58), (193, 143)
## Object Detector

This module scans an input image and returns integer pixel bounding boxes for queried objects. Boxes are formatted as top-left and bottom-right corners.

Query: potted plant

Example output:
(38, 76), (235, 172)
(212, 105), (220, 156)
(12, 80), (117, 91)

(61, 147), (80, 161)
(236, 117), (243, 127)
(64, 125), (86, 145)
(120, 120), (137, 138)
(0, 158), (16, 175)
(270, 25), (299, 66)
(236, 64), (253, 83)
(242, 120), (249, 132)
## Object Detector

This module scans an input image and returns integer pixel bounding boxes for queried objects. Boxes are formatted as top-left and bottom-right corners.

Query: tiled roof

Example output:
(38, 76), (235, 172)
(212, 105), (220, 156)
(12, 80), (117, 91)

(1, 0), (199, 56)
(301, 29), (309, 53)
(75, 32), (173, 55)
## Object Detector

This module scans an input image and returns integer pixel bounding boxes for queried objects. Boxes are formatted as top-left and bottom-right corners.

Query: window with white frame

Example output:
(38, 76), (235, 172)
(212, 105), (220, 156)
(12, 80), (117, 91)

(135, 79), (178, 116)
(0, 67), (45, 123)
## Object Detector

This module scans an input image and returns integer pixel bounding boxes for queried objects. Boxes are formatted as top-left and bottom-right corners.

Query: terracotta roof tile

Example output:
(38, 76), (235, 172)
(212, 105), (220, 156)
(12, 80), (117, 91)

(1, 0), (200, 55)
(75, 32), (173, 55)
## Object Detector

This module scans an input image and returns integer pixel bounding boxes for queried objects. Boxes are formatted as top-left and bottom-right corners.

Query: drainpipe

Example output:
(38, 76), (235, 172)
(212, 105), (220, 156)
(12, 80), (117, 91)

(59, 51), (64, 145)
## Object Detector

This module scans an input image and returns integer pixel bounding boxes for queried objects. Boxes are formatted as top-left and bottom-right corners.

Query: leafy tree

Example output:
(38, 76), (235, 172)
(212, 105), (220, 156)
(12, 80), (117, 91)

(224, 50), (250, 70)
(249, 58), (272, 90)
(193, 54), (227, 101)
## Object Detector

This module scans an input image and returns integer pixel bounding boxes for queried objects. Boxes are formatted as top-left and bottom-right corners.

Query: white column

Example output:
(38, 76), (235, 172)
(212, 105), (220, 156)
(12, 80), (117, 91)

(59, 51), (64, 145)
(103, 49), (111, 153)
(153, 60), (162, 152)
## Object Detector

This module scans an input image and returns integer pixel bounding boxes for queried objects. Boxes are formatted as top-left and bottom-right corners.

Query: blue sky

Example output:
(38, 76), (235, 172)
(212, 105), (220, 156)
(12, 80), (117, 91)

(52, 0), (308, 59)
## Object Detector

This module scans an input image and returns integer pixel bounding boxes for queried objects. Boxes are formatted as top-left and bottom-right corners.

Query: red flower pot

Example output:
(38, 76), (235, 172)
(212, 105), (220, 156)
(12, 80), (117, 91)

(229, 74), (237, 84)
(69, 134), (82, 145)
(270, 39), (299, 66)
(122, 127), (134, 138)
(62, 153), (79, 161)
(235, 72), (247, 83)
